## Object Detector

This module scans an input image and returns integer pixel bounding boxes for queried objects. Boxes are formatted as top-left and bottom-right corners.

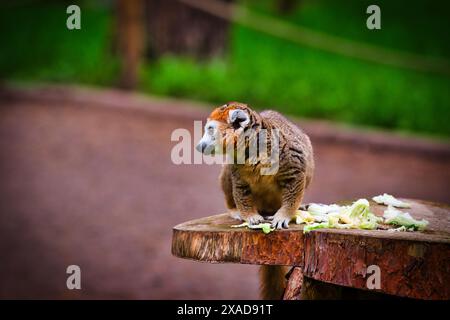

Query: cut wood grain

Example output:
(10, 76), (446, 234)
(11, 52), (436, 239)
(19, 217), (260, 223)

(172, 199), (450, 299)
(172, 213), (304, 265)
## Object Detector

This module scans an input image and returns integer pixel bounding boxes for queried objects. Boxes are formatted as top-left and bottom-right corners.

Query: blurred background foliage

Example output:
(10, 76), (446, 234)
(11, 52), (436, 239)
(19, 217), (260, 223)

(1, 0), (449, 137)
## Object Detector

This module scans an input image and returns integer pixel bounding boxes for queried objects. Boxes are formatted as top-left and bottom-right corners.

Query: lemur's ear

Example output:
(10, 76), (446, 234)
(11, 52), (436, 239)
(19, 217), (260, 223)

(228, 109), (250, 129)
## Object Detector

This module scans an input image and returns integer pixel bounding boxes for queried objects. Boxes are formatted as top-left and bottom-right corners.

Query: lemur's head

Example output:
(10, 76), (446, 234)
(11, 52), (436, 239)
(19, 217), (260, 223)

(196, 102), (257, 155)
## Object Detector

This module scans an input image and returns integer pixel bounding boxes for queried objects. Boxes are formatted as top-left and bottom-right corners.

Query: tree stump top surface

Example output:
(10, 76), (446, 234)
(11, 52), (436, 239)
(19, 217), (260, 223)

(172, 199), (450, 299)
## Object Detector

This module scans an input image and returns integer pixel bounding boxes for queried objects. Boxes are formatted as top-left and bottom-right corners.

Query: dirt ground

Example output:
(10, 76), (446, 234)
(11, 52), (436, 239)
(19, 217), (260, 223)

(0, 85), (449, 299)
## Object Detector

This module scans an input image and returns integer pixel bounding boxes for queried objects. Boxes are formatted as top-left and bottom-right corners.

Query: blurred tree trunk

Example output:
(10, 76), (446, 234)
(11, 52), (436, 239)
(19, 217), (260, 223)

(275, 0), (299, 15)
(145, 0), (232, 58)
(116, 0), (145, 90)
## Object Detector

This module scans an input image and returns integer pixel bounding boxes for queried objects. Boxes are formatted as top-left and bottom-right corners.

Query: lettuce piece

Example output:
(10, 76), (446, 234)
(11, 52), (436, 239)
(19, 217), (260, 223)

(303, 222), (329, 233)
(231, 222), (249, 228)
(373, 193), (411, 208)
(305, 204), (342, 222)
(308, 212), (330, 222)
(231, 222), (275, 234)
(387, 226), (407, 232)
(338, 199), (380, 229)
(295, 210), (315, 224)
(383, 206), (428, 231)
(358, 216), (379, 230)
(248, 223), (275, 234)
(326, 213), (351, 229)
(326, 213), (339, 227)
(348, 199), (370, 218)
(308, 203), (342, 215)
(260, 223), (275, 234)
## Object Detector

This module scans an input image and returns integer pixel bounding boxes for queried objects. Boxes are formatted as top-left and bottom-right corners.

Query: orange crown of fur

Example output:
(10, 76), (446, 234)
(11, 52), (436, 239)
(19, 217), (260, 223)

(208, 102), (249, 122)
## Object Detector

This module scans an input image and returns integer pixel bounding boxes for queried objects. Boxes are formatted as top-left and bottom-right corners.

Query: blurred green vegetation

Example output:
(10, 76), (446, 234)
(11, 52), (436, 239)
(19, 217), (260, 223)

(0, 2), (118, 84)
(1, 1), (449, 137)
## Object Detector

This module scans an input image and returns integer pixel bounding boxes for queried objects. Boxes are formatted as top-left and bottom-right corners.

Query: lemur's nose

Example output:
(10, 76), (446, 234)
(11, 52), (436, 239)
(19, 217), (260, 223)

(196, 141), (206, 153)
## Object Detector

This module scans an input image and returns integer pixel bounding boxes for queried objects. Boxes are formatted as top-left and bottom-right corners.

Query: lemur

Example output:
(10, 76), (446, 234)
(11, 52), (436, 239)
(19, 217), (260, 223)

(196, 102), (315, 299)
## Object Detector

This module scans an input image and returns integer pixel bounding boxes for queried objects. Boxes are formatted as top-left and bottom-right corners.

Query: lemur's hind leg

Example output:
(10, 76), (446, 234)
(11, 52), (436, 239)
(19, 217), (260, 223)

(220, 165), (241, 220)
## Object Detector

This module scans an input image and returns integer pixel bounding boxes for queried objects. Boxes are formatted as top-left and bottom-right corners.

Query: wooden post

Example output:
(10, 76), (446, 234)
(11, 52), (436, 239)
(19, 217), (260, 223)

(116, 0), (144, 90)
(172, 199), (450, 300)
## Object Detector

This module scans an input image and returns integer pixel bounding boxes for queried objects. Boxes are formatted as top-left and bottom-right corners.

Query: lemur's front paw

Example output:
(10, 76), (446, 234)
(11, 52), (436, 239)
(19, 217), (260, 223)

(268, 212), (292, 229)
(246, 214), (265, 226)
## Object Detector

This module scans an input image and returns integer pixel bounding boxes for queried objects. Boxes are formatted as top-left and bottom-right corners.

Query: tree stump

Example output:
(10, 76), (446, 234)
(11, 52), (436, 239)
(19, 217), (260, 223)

(172, 199), (450, 299)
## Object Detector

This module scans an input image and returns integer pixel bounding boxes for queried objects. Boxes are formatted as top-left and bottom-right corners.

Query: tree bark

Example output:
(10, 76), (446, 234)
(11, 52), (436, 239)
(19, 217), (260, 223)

(275, 0), (299, 15)
(145, 0), (232, 58)
(116, 0), (145, 90)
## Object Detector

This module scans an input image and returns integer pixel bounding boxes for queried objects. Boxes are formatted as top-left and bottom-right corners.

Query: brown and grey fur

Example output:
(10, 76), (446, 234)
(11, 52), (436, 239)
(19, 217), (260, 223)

(196, 102), (314, 299)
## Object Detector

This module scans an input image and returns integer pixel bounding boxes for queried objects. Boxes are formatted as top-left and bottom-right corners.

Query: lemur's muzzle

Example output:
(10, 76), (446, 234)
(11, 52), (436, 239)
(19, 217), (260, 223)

(196, 141), (207, 153)
(196, 140), (215, 155)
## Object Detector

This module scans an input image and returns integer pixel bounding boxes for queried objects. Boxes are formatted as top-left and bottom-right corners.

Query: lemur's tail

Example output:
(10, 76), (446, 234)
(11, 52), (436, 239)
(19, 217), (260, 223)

(259, 265), (288, 300)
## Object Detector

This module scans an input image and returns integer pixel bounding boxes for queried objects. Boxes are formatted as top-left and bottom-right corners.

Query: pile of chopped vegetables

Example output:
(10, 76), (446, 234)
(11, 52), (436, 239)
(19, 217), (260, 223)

(231, 194), (429, 234)
(299, 198), (384, 233)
